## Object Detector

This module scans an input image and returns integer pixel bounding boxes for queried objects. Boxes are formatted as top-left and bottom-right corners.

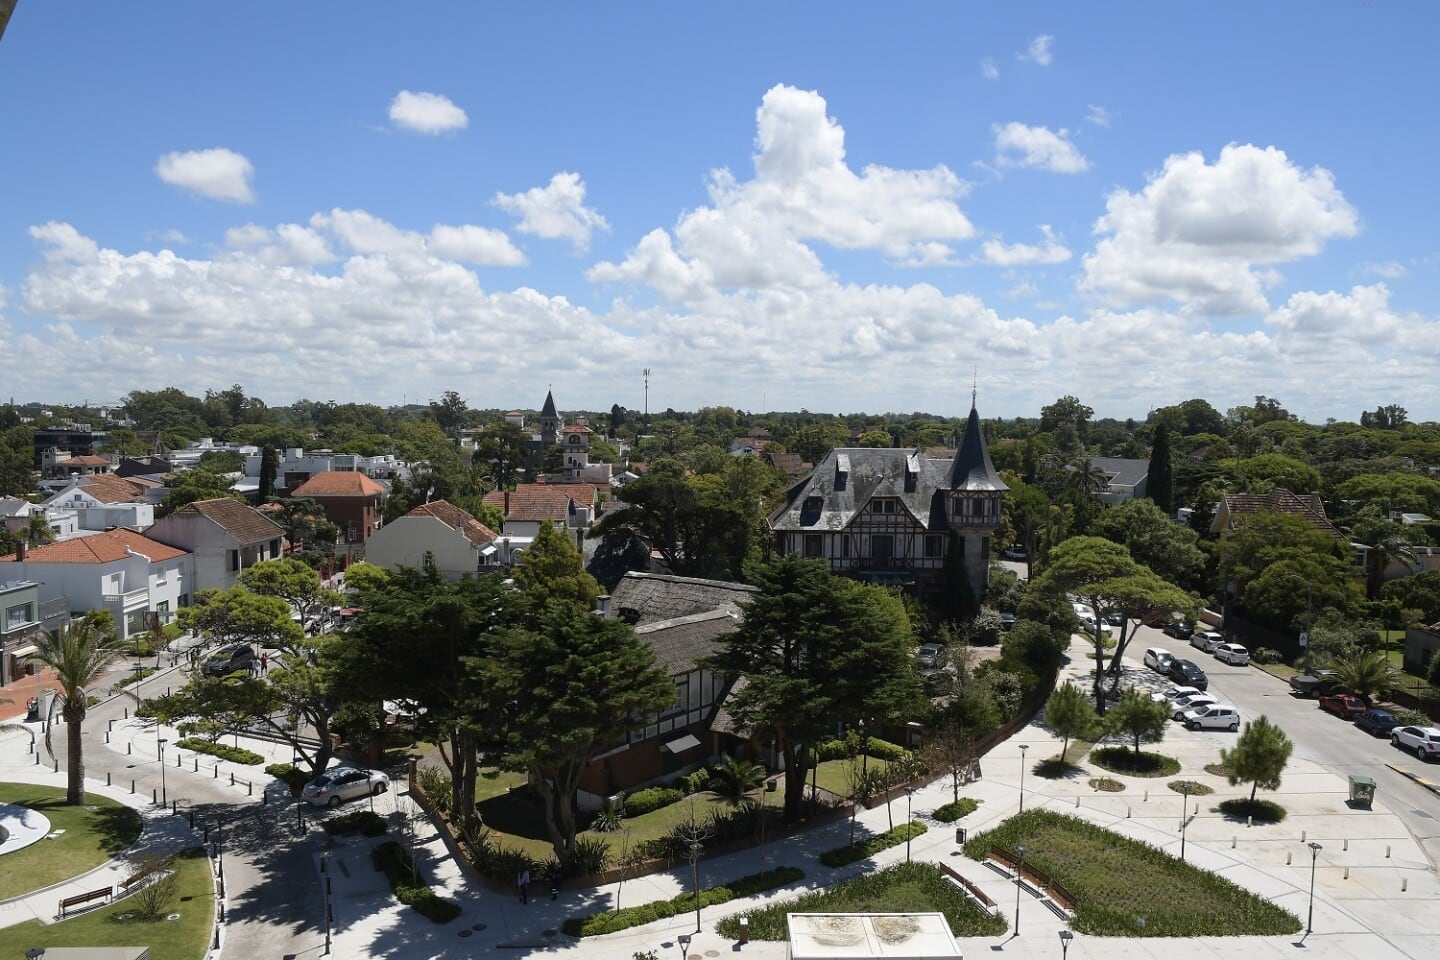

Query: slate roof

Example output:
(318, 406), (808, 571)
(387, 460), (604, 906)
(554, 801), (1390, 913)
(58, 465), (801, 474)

(610, 572), (758, 626)
(290, 471), (388, 497)
(635, 609), (739, 674)
(483, 483), (596, 522)
(1083, 457), (1149, 489)
(948, 406), (1007, 492)
(0, 528), (187, 564)
(1215, 489), (1340, 538)
(170, 498), (284, 544)
(540, 390), (558, 419)
(404, 500), (498, 548)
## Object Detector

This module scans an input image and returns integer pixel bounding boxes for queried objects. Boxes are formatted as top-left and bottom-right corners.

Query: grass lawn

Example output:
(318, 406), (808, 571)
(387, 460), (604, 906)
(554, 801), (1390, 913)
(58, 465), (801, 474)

(812, 755), (889, 798)
(0, 782), (144, 899)
(716, 861), (1006, 940)
(963, 810), (1300, 936)
(0, 847), (213, 960)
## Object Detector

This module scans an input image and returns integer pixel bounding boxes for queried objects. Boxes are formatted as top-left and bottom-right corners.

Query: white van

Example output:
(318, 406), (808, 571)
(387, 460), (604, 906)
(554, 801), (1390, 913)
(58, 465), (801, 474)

(1214, 643), (1249, 666)
(1143, 647), (1174, 672)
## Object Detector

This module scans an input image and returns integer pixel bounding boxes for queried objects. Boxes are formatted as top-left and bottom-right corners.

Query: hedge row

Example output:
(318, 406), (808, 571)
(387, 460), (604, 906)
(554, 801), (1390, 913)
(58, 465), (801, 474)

(372, 841), (462, 924)
(175, 737), (265, 766)
(819, 822), (927, 867)
(622, 786), (683, 817)
(561, 866), (804, 937)
(813, 736), (909, 763)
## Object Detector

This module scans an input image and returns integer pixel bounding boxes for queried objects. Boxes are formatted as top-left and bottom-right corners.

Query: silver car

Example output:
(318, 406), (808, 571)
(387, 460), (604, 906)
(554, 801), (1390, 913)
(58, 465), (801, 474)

(301, 766), (391, 808)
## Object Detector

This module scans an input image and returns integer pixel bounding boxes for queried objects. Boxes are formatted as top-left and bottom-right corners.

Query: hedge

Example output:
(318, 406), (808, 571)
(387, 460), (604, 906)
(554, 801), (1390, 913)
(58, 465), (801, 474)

(819, 822), (927, 867)
(931, 798), (979, 822)
(561, 866), (804, 937)
(622, 786), (683, 817)
(176, 737), (265, 766)
(372, 841), (462, 923)
(813, 736), (909, 763)
(325, 810), (388, 837)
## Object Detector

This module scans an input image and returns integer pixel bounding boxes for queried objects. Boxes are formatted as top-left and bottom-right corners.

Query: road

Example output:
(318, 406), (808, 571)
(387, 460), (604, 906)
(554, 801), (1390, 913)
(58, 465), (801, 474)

(1117, 622), (1440, 870)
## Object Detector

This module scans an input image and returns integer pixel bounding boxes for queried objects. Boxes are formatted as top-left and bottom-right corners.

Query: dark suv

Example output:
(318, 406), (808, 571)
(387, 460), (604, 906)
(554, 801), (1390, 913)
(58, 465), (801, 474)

(1167, 658), (1208, 691)
(204, 644), (255, 676)
(1289, 669), (1341, 699)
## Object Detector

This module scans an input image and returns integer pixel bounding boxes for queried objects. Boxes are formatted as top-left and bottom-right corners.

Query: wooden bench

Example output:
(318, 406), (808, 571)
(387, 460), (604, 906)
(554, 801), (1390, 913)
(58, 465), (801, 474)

(936, 862), (998, 911)
(58, 885), (112, 917)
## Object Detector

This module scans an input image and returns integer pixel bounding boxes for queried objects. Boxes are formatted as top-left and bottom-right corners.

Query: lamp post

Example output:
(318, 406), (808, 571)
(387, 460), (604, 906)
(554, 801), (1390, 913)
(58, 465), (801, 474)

(905, 788), (915, 862)
(1059, 929), (1074, 959)
(157, 738), (168, 807)
(1018, 744), (1029, 813)
(677, 933), (691, 959)
(1014, 844), (1026, 935)
(1179, 782), (1191, 861)
(1306, 841), (1323, 934)
(688, 840), (703, 933)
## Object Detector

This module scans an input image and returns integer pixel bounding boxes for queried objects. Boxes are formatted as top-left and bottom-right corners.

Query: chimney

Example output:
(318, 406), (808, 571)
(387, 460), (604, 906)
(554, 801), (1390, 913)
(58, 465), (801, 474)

(503, 490), (510, 515)
(16, 540), (25, 561)
(594, 594), (612, 617)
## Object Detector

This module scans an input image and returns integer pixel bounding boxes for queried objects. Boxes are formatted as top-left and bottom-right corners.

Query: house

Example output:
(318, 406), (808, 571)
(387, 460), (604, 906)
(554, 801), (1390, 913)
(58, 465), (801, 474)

(40, 451), (113, 479)
(0, 529), (193, 640)
(482, 483), (597, 541)
(145, 497), (286, 592)
(363, 500), (501, 580)
(1210, 489), (1341, 538)
(1084, 457), (1150, 505)
(288, 471), (388, 547)
(32, 422), (106, 466)
(42, 474), (158, 531)
(768, 402), (1007, 607)
(2, 580), (43, 688)
(241, 447), (406, 496)
(556, 423), (612, 484)
(1403, 622), (1440, 676)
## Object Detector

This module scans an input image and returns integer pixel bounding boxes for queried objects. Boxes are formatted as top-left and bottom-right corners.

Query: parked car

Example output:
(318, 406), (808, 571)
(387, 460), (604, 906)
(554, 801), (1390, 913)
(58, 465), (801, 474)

(203, 644), (255, 676)
(1167, 659), (1208, 690)
(1000, 546), (1027, 561)
(999, 612), (1016, 631)
(1183, 703), (1241, 731)
(1213, 643), (1249, 666)
(1162, 621), (1194, 640)
(1354, 708), (1399, 736)
(1143, 647), (1175, 672)
(1150, 683), (1200, 704)
(1289, 669), (1341, 699)
(1318, 693), (1368, 719)
(1190, 630), (1224, 653)
(1171, 693), (1218, 719)
(302, 766), (391, 808)
(915, 643), (945, 669)
(1104, 610), (1125, 627)
(1391, 726), (1440, 760)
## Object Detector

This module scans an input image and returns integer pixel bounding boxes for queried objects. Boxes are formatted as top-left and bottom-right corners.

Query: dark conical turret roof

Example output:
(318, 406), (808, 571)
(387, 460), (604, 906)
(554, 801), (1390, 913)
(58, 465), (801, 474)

(540, 389), (558, 419)
(949, 405), (1008, 492)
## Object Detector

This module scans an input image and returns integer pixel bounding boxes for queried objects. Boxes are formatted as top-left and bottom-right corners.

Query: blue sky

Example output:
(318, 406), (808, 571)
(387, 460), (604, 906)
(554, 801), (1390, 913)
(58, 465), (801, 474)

(2, 3), (1437, 422)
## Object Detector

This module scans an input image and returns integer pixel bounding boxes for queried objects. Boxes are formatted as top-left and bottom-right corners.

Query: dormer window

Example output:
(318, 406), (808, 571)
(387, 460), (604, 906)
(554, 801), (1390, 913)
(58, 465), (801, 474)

(870, 498), (898, 514)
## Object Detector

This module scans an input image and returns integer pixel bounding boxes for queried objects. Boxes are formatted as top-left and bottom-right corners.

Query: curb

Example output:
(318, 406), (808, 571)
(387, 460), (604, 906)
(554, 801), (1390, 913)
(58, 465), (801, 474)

(1385, 762), (1440, 797)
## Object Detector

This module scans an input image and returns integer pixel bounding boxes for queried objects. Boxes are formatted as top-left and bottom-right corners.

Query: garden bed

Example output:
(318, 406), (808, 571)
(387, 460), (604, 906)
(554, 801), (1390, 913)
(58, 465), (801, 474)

(1089, 746), (1180, 777)
(819, 822), (926, 867)
(562, 866), (803, 936)
(0, 783), (144, 900)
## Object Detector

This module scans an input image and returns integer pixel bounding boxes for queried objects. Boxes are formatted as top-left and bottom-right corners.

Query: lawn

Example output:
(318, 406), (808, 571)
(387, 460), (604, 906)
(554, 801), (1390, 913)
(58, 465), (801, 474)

(0, 847), (213, 960)
(812, 755), (890, 798)
(962, 810), (1300, 936)
(0, 782), (145, 899)
(716, 861), (1006, 940)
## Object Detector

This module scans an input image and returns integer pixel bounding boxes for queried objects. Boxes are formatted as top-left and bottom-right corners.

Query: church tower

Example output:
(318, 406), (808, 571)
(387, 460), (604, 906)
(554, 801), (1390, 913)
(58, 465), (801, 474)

(539, 389), (560, 447)
(945, 400), (1008, 599)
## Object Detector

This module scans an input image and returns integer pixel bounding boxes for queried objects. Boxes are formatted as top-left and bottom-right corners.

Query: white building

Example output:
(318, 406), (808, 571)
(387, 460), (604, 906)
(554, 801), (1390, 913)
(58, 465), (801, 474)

(145, 497), (286, 592)
(363, 500), (502, 580)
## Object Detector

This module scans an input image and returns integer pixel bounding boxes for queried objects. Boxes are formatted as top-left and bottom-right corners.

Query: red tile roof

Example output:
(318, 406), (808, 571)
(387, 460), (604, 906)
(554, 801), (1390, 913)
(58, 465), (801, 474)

(290, 471), (388, 497)
(1218, 490), (1340, 537)
(0, 528), (188, 564)
(67, 455), (113, 466)
(170, 498), (285, 544)
(405, 500), (498, 548)
(483, 483), (596, 522)
(68, 474), (152, 504)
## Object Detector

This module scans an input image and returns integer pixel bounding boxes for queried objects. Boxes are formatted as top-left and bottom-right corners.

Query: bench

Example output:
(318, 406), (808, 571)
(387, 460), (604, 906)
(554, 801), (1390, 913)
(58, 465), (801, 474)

(936, 862), (998, 912)
(58, 885), (112, 918)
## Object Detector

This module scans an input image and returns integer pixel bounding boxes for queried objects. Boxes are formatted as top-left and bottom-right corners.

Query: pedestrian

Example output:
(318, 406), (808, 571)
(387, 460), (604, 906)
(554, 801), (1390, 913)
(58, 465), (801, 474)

(517, 868), (531, 904)
(260, 653), (269, 675)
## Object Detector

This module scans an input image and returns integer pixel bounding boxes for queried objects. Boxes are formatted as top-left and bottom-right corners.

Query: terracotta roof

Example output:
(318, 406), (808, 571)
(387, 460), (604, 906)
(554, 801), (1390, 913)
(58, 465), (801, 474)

(170, 498), (285, 544)
(562, 424), (592, 435)
(1217, 489), (1340, 537)
(67, 455), (112, 466)
(0, 528), (188, 564)
(405, 500), (498, 548)
(483, 483), (596, 522)
(63, 474), (153, 504)
(290, 471), (388, 497)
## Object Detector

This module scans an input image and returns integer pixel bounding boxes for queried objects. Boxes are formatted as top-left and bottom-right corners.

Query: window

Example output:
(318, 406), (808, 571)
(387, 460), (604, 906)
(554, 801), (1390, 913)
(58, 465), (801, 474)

(229, 550), (241, 572)
(804, 534), (823, 558)
(5, 602), (35, 632)
(924, 535), (944, 558)
(842, 535), (850, 558)
(870, 498), (896, 514)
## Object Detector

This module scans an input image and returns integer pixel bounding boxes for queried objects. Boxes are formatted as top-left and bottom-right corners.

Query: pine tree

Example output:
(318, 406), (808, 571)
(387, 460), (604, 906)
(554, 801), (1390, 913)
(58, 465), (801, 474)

(1221, 715), (1294, 802)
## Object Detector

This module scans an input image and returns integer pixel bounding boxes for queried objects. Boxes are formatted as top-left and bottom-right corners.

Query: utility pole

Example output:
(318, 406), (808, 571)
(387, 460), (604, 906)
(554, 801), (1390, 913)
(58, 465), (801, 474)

(643, 368), (651, 431)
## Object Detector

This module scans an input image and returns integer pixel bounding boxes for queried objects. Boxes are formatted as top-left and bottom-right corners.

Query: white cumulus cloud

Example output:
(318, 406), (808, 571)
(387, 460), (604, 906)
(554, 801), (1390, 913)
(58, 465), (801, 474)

(494, 172), (609, 251)
(1081, 143), (1360, 314)
(388, 90), (468, 134)
(154, 148), (255, 203)
(1018, 35), (1053, 66)
(982, 225), (1072, 266)
(993, 122), (1088, 174)
(980, 57), (999, 80)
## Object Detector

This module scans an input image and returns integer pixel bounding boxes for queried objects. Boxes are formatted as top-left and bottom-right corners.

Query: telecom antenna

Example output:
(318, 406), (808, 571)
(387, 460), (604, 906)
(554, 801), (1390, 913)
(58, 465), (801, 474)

(643, 368), (651, 425)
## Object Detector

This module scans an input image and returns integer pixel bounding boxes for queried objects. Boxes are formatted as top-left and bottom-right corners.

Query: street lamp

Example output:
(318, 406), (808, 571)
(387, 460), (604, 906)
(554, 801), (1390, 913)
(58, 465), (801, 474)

(1018, 744), (1029, 813)
(1058, 929), (1074, 959)
(1306, 841), (1323, 934)
(905, 788), (915, 862)
(688, 840), (703, 933)
(157, 738), (168, 807)
(1179, 782), (1191, 861)
(1014, 844), (1026, 935)
(677, 933), (692, 958)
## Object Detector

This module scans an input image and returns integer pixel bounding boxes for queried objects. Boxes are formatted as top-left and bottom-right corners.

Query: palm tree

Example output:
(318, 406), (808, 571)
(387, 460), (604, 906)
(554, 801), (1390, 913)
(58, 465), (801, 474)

(1331, 649), (1395, 706)
(707, 755), (765, 808)
(23, 511), (55, 547)
(28, 621), (120, 804)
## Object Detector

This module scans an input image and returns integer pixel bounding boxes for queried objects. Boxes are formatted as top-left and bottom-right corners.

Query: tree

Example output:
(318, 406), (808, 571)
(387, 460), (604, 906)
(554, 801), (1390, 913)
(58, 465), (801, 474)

(269, 496), (338, 553)
(29, 621), (120, 804)
(471, 422), (530, 491)
(1147, 420), (1174, 514)
(1330, 650), (1394, 705)
(1088, 497), (1206, 587)
(1221, 715), (1294, 802)
(1104, 690), (1170, 755)
(590, 460), (742, 579)
(489, 605), (673, 868)
(704, 556), (918, 823)
(1040, 395), (1093, 445)
(162, 469), (243, 512)
(708, 755), (765, 807)
(922, 721), (978, 806)
(513, 522), (603, 611)
(1044, 681), (1099, 761)
(240, 558), (338, 612)
(429, 390), (468, 437)
(1348, 512), (1418, 599)
(258, 445), (278, 501)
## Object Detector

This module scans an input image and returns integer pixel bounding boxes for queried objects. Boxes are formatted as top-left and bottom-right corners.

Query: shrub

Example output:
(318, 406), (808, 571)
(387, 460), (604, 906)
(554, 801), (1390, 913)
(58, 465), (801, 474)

(813, 736), (908, 763)
(1251, 647), (1283, 665)
(1088, 777), (1125, 792)
(1217, 798), (1287, 823)
(1088, 746), (1180, 777)
(324, 810), (388, 836)
(372, 841), (461, 923)
(175, 737), (265, 765)
(570, 834), (612, 875)
(114, 667), (157, 688)
(265, 763), (309, 792)
(562, 866), (804, 936)
(680, 768), (712, 794)
(468, 833), (539, 884)
(623, 786), (683, 817)
(589, 808), (623, 833)
(1394, 708), (1430, 726)
(415, 765), (453, 813)
(931, 798), (979, 822)
(125, 851), (179, 920)
(1166, 780), (1214, 796)
(819, 822), (927, 867)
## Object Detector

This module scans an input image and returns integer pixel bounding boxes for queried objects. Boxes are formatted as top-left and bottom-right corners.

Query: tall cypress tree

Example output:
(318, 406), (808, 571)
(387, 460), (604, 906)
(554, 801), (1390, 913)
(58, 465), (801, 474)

(258, 445), (278, 501)
(1147, 421), (1174, 515)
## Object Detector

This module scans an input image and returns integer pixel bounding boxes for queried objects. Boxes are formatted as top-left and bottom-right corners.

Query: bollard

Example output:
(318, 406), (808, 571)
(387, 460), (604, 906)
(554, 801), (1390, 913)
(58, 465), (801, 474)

(53, 758), (59, 773)
(127, 743), (132, 755)
(131, 779), (135, 794)
(1301, 830), (1306, 842)
(248, 782), (253, 797)
(1075, 794), (1080, 807)
(152, 787), (157, 804)
(109, 719), (116, 732)
(124, 707), (129, 719)
(106, 772), (112, 786)
(1126, 807), (1131, 818)
(740, 916), (749, 944)
(1287, 850), (1292, 865)
(1144, 790), (1148, 802)
(1403, 877), (1408, 892)
(213, 765), (218, 779)
(105, 732), (110, 744)
(230, 771), (235, 786)
(1343, 866), (1349, 880)
(1231, 835), (1236, 849)
(1386, 845), (1391, 859)
(1343, 838), (1348, 852)
(195, 758), (200, 772)
(172, 800), (178, 815)
(1247, 816), (1252, 828)
(178, 754), (183, 768)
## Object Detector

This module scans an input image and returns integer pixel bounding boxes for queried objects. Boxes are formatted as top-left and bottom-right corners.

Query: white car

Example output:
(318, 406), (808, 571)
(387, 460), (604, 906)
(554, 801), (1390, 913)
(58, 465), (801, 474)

(1391, 726), (1440, 760)
(301, 766), (391, 808)
(1190, 631), (1224, 653)
(1213, 643), (1249, 666)
(1150, 684), (1200, 704)
(1171, 693), (1217, 719)
(1143, 647), (1175, 672)
(1182, 703), (1241, 731)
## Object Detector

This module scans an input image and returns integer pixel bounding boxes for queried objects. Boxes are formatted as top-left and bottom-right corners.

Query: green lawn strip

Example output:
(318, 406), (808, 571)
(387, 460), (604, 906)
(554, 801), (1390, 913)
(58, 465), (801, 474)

(716, 862), (1006, 941)
(812, 756), (888, 799)
(962, 810), (1300, 936)
(372, 841), (462, 923)
(1089, 746), (1180, 777)
(931, 798), (979, 822)
(0, 783), (144, 900)
(174, 737), (264, 765)
(563, 866), (803, 937)
(0, 847), (213, 960)
(819, 822), (926, 867)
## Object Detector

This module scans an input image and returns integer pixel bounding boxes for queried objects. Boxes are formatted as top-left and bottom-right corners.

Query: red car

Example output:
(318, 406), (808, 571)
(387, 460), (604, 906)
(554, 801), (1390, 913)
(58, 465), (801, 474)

(1318, 693), (1367, 719)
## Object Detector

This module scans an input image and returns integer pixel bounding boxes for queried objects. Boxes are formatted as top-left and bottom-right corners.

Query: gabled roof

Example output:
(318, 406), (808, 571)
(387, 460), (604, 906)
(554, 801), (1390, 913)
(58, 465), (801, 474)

(483, 483), (596, 522)
(169, 498), (284, 544)
(290, 471), (388, 497)
(0, 528), (187, 564)
(1085, 457), (1149, 489)
(1215, 489), (1340, 538)
(66, 455), (112, 466)
(636, 609), (740, 674)
(949, 406), (1007, 492)
(58, 473), (154, 504)
(610, 571), (758, 626)
(404, 500), (498, 548)
(0, 497), (33, 519)
(769, 447), (949, 532)
(562, 423), (592, 435)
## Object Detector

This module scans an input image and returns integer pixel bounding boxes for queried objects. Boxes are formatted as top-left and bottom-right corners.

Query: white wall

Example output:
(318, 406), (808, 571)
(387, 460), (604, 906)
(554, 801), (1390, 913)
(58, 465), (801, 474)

(365, 516), (491, 580)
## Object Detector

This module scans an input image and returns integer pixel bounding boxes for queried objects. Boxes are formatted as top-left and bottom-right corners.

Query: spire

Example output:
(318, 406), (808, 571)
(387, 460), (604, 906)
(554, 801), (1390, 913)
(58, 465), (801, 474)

(540, 389), (558, 419)
(949, 400), (1008, 492)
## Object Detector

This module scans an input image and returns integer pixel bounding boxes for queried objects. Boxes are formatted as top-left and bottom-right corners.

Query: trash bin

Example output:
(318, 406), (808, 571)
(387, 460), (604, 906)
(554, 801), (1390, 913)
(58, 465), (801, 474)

(955, 827), (967, 844)
(1348, 775), (1376, 808)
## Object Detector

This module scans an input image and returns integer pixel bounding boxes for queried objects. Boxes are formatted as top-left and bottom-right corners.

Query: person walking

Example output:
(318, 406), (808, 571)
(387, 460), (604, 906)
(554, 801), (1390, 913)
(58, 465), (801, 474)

(517, 868), (531, 904)
(260, 653), (269, 676)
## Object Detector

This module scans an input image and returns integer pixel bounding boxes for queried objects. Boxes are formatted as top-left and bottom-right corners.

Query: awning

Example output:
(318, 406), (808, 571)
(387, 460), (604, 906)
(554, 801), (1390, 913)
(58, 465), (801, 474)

(663, 733), (701, 754)
(478, 543), (498, 556)
(8, 644), (38, 657)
